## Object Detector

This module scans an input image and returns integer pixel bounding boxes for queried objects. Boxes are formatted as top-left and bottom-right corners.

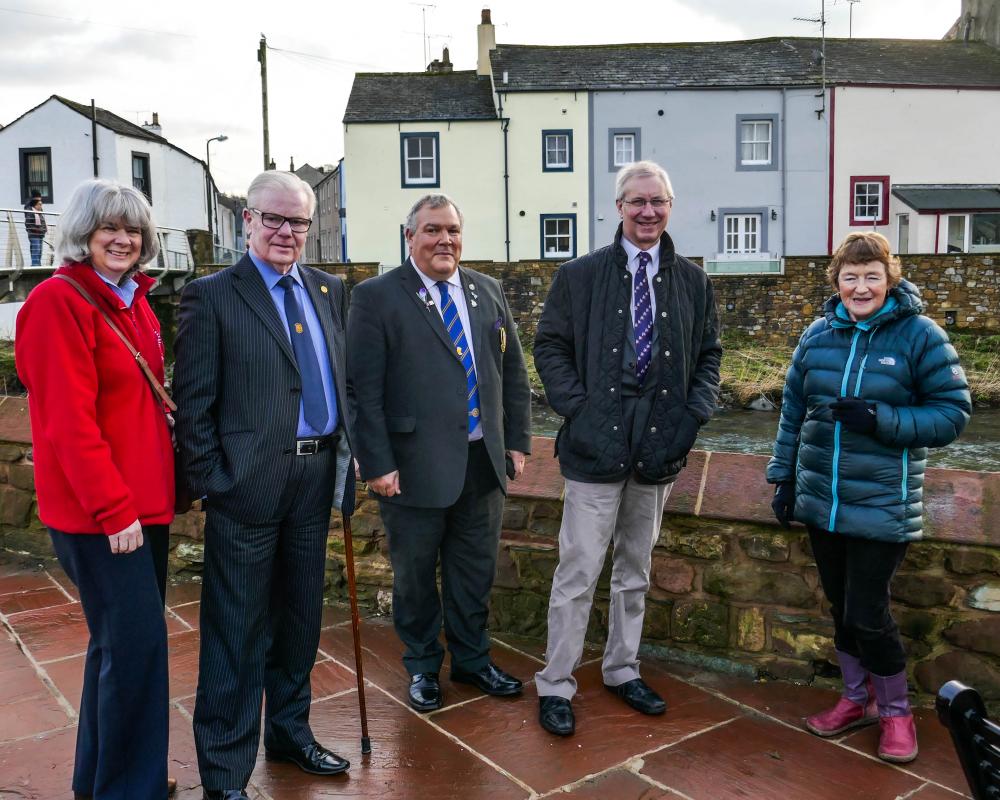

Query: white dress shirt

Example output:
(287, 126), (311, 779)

(620, 238), (660, 327)
(412, 259), (483, 441)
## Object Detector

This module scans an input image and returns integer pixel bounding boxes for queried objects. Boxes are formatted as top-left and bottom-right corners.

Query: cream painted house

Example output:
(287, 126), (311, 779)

(342, 49), (503, 265)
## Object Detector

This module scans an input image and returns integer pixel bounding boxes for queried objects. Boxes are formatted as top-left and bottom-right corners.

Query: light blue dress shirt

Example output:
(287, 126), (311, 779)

(94, 270), (138, 308)
(250, 252), (338, 437)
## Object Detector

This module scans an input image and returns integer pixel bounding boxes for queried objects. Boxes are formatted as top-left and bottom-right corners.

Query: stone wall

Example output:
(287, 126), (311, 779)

(2, 391), (998, 711)
(418, 254), (1000, 348)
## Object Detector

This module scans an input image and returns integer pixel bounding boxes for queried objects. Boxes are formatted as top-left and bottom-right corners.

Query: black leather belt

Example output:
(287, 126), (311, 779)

(294, 434), (337, 456)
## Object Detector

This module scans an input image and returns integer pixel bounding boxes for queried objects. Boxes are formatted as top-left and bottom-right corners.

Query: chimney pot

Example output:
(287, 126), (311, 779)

(481, 8), (491, 24)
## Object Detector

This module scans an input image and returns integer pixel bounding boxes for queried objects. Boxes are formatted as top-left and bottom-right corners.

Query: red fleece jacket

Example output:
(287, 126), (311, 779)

(15, 263), (175, 534)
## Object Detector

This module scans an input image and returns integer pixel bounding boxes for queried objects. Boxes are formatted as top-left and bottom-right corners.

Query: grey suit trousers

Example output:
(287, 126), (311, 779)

(535, 477), (672, 699)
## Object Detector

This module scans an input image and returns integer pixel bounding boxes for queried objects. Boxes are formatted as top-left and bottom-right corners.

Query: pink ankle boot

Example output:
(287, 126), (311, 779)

(871, 670), (918, 763)
(806, 651), (878, 737)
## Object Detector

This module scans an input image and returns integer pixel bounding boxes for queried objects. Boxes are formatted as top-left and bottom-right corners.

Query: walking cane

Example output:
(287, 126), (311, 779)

(340, 463), (372, 754)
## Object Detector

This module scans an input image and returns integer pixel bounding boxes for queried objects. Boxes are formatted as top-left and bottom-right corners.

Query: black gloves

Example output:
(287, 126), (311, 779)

(771, 482), (795, 529)
(830, 397), (877, 435)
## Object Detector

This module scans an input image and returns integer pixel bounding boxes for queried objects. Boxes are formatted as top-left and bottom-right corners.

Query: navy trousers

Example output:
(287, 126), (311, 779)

(49, 526), (169, 800)
(193, 449), (335, 791)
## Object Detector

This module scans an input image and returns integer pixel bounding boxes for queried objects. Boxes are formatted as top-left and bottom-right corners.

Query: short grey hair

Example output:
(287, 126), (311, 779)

(404, 194), (464, 235)
(246, 171), (316, 217)
(614, 160), (674, 202)
(55, 179), (160, 267)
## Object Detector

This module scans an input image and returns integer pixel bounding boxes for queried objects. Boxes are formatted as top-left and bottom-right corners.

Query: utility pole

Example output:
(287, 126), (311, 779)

(258, 34), (271, 170)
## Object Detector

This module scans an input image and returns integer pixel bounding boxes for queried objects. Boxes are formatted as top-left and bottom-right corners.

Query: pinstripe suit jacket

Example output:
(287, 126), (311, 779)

(174, 254), (351, 524)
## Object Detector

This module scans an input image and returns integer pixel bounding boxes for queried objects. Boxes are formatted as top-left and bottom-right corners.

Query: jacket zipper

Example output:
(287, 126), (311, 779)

(828, 328), (862, 531)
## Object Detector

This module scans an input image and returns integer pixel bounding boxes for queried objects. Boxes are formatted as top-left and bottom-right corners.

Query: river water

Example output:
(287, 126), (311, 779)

(531, 406), (1000, 472)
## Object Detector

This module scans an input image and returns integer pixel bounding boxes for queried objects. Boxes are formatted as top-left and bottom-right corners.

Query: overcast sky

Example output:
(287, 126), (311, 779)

(1, 0), (960, 194)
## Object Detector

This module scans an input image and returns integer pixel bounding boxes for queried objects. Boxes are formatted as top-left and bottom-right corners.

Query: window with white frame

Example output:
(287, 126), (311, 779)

(739, 120), (772, 165)
(945, 212), (1000, 253)
(400, 133), (439, 187)
(542, 130), (572, 171)
(613, 134), (635, 166)
(854, 182), (882, 221)
(849, 176), (889, 225)
(540, 214), (575, 259)
(724, 214), (761, 255)
(897, 214), (910, 255)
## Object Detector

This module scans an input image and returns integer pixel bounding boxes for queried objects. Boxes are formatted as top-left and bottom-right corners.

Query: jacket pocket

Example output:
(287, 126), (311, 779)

(386, 415), (416, 433)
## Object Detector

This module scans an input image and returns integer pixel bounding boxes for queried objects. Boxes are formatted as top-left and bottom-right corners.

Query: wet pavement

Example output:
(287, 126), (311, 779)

(0, 555), (972, 799)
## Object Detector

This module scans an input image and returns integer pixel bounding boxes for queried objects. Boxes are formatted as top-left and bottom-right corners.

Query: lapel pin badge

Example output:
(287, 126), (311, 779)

(418, 287), (434, 309)
(320, 285), (328, 294)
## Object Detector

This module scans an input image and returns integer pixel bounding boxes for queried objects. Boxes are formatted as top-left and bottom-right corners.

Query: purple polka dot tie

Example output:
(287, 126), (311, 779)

(634, 251), (653, 384)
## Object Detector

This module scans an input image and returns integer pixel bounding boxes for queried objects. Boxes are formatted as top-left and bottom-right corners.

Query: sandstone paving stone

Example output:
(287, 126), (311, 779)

(43, 654), (85, 713)
(10, 603), (187, 663)
(311, 656), (361, 699)
(170, 600), (201, 629)
(251, 689), (528, 800)
(167, 629), (202, 700)
(0, 585), (72, 615)
(558, 768), (684, 798)
(0, 629), (72, 741)
(639, 714), (924, 800)
(166, 579), (203, 606)
(432, 661), (737, 795)
(841, 706), (969, 796)
(0, 562), (54, 596)
(0, 723), (77, 798)
(318, 616), (541, 712)
(906, 783), (974, 799)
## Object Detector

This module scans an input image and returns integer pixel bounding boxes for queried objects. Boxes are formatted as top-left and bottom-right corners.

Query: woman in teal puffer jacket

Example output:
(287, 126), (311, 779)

(767, 232), (971, 764)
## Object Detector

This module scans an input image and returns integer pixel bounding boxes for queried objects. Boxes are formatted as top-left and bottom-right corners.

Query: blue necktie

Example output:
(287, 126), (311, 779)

(436, 281), (481, 434)
(634, 251), (653, 383)
(278, 274), (329, 433)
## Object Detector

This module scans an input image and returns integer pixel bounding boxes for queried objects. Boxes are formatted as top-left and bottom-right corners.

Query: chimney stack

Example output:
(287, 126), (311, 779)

(142, 111), (162, 136)
(427, 46), (454, 73)
(477, 8), (496, 77)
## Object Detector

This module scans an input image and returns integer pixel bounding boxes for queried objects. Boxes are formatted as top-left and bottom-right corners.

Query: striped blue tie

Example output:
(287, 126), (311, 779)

(436, 281), (481, 434)
(634, 251), (653, 383)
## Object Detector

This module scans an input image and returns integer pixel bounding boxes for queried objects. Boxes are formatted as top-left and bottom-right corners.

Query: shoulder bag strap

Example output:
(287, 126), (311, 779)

(53, 274), (177, 412)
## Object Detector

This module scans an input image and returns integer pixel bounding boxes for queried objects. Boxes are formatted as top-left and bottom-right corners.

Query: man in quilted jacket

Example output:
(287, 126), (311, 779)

(533, 161), (721, 736)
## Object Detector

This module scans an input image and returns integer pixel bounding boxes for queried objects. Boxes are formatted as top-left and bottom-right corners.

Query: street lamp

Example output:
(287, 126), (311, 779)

(205, 134), (228, 259)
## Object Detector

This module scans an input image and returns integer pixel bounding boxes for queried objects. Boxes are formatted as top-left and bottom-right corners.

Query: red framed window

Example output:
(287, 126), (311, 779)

(849, 175), (889, 226)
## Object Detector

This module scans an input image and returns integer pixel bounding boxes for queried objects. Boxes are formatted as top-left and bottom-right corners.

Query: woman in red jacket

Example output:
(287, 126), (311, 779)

(16, 179), (175, 800)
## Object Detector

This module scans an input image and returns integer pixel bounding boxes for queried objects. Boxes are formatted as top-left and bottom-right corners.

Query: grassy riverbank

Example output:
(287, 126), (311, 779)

(523, 330), (1000, 409)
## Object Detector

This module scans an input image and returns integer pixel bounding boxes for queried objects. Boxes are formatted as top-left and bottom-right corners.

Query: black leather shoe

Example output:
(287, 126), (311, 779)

(539, 695), (575, 736)
(202, 791), (249, 800)
(451, 662), (523, 696)
(605, 678), (666, 715)
(264, 740), (350, 775)
(409, 672), (442, 712)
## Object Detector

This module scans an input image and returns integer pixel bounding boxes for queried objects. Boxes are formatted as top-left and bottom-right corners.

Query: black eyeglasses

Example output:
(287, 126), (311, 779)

(621, 197), (673, 210)
(249, 208), (312, 232)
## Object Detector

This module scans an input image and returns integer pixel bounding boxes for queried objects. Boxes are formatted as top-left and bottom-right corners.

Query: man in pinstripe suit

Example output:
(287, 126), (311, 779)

(175, 171), (351, 800)
(347, 194), (532, 713)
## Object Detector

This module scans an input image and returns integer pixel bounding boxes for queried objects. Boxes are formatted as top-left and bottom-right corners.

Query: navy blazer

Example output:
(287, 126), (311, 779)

(347, 261), (531, 509)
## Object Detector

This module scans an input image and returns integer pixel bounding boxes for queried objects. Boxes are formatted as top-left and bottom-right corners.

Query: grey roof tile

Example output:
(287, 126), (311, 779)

(489, 37), (1000, 92)
(344, 70), (497, 122)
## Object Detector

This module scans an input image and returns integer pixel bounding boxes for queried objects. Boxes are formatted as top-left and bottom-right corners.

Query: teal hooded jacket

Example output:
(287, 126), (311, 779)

(766, 280), (972, 542)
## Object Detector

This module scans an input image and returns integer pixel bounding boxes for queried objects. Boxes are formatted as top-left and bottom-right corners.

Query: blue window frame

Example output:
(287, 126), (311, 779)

(540, 214), (577, 259)
(542, 130), (573, 172)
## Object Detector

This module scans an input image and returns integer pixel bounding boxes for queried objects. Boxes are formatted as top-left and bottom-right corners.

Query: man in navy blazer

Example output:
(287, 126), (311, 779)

(347, 194), (532, 712)
(175, 171), (352, 800)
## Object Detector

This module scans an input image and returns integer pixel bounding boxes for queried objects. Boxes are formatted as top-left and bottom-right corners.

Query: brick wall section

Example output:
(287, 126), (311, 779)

(1, 391), (998, 709)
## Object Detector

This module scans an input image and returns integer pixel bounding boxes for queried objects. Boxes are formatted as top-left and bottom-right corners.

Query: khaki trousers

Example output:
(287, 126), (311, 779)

(535, 476), (672, 699)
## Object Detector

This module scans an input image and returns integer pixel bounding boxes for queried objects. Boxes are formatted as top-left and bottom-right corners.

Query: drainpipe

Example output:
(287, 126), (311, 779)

(781, 87), (787, 260)
(498, 91), (511, 262)
(91, 99), (99, 177)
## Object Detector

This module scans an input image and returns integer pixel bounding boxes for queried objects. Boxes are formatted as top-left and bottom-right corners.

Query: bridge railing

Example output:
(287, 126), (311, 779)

(0, 209), (195, 290)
